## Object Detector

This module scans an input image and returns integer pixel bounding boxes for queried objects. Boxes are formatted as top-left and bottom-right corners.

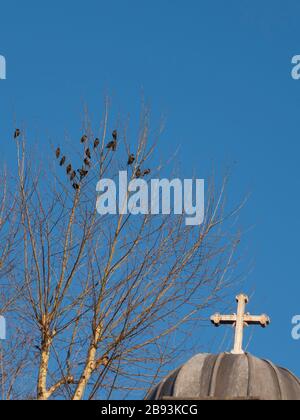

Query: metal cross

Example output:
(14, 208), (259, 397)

(211, 294), (270, 355)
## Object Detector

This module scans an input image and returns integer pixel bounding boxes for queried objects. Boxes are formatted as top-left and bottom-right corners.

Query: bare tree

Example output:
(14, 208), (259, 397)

(0, 169), (33, 400)
(4, 103), (242, 400)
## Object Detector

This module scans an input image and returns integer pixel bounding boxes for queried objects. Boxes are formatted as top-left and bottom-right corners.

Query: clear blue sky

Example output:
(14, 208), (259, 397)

(1, 0), (300, 378)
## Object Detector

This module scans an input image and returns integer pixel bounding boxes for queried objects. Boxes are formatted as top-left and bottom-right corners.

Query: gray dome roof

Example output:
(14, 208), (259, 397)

(147, 353), (300, 400)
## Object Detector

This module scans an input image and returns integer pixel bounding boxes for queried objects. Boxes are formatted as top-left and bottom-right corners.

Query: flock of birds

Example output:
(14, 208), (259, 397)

(13, 128), (151, 191)
(54, 130), (151, 191)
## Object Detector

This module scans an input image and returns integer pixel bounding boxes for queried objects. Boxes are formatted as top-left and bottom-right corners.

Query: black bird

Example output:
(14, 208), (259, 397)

(70, 170), (76, 181)
(127, 154), (135, 166)
(84, 158), (91, 167)
(73, 183), (80, 190)
(106, 140), (117, 151)
(112, 130), (118, 140)
(143, 169), (151, 176)
(81, 135), (88, 144)
(135, 167), (142, 178)
(85, 148), (91, 159)
(55, 148), (61, 159)
(94, 138), (100, 149)
(78, 168), (88, 180)
(66, 164), (72, 175)
(14, 129), (21, 139)
(60, 156), (66, 166)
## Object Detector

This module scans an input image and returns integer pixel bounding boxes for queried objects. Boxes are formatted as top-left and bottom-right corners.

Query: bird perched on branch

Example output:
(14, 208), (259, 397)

(78, 168), (88, 180)
(127, 154), (135, 166)
(94, 138), (100, 149)
(66, 164), (72, 175)
(143, 169), (151, 176)
(106, 130), (118, 151)
(81, 135), (88, 144)
(60, 156), (66, 166)
(70, 171), (76, 181)
(135, 167), (142, 178)
(55, 148), (61, 159)
(84, 158), (91, 167)
(85, 148), (91, 159)
(73, 183), (80, 190)
(106, 140), (117, 151)
(14, 129), (21, 139)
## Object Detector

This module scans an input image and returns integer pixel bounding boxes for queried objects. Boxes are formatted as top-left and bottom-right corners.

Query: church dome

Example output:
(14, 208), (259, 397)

(146, 352), (300, 401)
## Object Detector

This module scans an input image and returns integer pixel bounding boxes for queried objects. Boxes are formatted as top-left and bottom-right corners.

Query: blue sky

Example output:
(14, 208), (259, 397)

(1, 0), (300, 378)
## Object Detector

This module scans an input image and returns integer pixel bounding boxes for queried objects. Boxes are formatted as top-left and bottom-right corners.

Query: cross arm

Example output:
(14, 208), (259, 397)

(211, 313), (270, 327)
(243, 314), (270, 327)
(210, 313), (237, 326)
